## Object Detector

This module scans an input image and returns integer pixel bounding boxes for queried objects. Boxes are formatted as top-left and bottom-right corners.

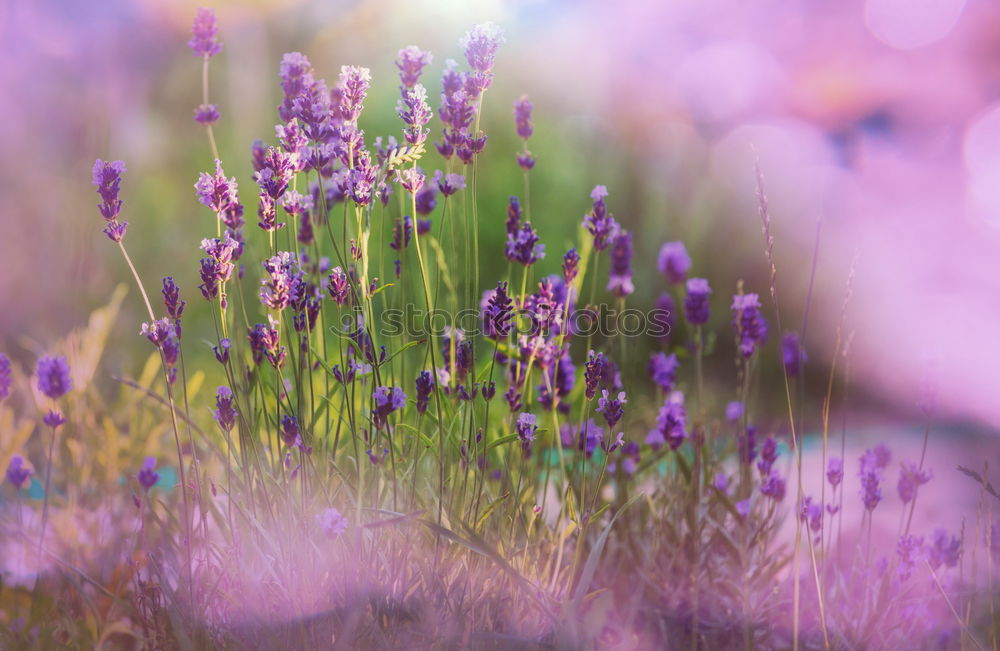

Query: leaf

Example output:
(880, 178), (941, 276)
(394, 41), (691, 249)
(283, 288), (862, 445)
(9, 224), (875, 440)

(487, 434), (519, 451)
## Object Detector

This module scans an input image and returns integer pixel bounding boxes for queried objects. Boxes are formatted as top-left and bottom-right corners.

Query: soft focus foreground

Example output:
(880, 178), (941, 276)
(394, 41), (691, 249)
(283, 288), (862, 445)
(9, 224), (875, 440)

(1, 4), (999, 650)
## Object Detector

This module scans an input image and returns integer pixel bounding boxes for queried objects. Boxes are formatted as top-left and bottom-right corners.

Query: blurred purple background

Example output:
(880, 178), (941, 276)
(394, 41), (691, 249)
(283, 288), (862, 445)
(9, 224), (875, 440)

(3, 0), (1000, 431)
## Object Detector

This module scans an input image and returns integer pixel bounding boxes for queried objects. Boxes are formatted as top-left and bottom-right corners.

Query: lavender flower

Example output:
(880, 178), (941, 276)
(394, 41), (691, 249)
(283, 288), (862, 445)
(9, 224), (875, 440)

(214, 386), (236, 430)
(199, 233), (239, 303)
(395, 46), (433, 88)
(318, 507), (349, 539)
(415, 371), (434, 414)
(398, 168), (425, 195)
(255, 146), (295, 200)
(583, 185), (617, 252)
(247, 317), (285, 368)
(827, 457), (844, 487)
(800, 496), (823, 532)
(782, 332), (805, 377)
(731, 293), (768, 357)
(188, 8), (222, 57)
(483, 282), (514, 339)
(648, 352), (679, 393)
(372, 386), (406, 428)
(597, 390), (627, 428)
(338, 65), (371, 124)
(562, 419), (604, 458)
(281, 415), (301, 447)
(657, 241), (691, 284)
(36, 355), (71, 400)
(194, 104), (220, 125)
(505, 222), (545, 266)
(607, 230), (635, 297)
(277, 52), (316, 122)
(897, 462), (933, 504)
(398, 84), (432, 146)
(584, 350), (609, 400)
(539, 347), (575, 413)
(757, 436), (779, 476)
(434, 170), (466, 196)
(43, 409), (66, 428)
(326, 267), (351, 305)
(860, 466), (883, 512)
(928, 529), (961, 570)
(213, 338), (231, 365)
(646, 397), (687, 450)
(562, 248), (581, 284)
(137, 457), (160, 491)
(0, 353), (12, 402)
(6, 455), (32, 489)
(260, 251), (304, 311)
(92, 158), (128, 242)
(513, 95), (533, 140)
(684, 278), (711, 325)
(415, 183), (437, 215)
(517, 152), (536, 171)
(896, 534), (924, 582)
(505, 195), (522, 235)
(460, 22), (505, 92)
(515, 412), (538, 450)
(161, 277), (185, 321)
(761, 471), (786, 501)
(726, 401), (744, 422)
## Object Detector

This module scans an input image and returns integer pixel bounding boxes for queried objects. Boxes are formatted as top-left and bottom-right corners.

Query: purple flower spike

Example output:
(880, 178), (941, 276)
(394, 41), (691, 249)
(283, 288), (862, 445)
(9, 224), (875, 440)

(0, 353), (12, 402)
(860, 466), (883, 512)
(213, 338), (231, 365)
(646, 397), (687, 451)
(483, 282), (514, 339)
(396, 46), (433, 88)
(657, 241), (691, 285)
(161, 277), (186, 321)
(648, 352), (679, 393)
(137, 457), (159, 491)
(338, 65), (371, 124)
(897, 462), (933, 504)
(928, 529), (961, 570)
(562, 248), (581, 284)
(782, 332), (805, 377)
(43, 409), (66, 429)
(517, 152), (536, 171)
(318, 507), (349, 539)
(761, 471), (786, 501)
(726, 401), (744, 422)
(584, 350), (608, 400)
(513, 95), (533, 140)
(434, 170), (466, 196)
(214, 386), (237, 431)
(36, 355), (72, 400)
(607, 230), (635, 297)
(281, 415), (301, 447)
(372, 386), (406, 429)
(6, 455), (32, 489)
(188, 8), (222, 57)
(505, 222), (545, 266)
(415, 370), (435, 414)
(684, 278), (711, 325)
(827, 457), (844, 487)
(516, 412), (538, 446)
(92, 158), (128, 242)
(460, 22), (505, 92)
(731, 293), (768, 358)
(326, 267), (350, 305)
(597, 390), (627, 428)
(194, 104), (220, 125)
(583, 186), (618, 252)
(397, 84), (432, 146)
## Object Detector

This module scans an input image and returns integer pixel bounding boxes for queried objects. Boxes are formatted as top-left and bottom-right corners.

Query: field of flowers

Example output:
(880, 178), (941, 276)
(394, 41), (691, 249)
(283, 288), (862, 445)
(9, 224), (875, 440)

(2, 4), (999, 650)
